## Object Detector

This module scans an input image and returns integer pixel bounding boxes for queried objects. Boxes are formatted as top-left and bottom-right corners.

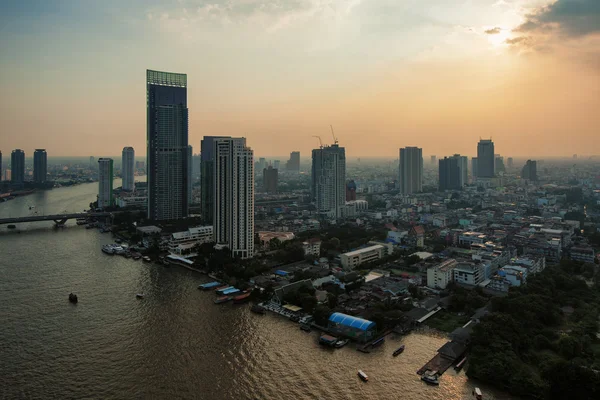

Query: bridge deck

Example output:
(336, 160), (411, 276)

(0, 212), (111, 225)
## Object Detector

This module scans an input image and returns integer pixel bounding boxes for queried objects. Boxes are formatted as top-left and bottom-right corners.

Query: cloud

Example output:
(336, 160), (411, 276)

(516, 0), (600, 37)
(505, 36), (528, 44)
(485, 27), (502, 34)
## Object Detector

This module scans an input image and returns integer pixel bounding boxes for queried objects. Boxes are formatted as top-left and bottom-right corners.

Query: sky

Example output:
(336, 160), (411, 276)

(0, 0), (599, 158)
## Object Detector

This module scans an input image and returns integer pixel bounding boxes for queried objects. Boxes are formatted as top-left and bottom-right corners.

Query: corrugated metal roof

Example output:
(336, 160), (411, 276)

(329, 312), (375, 331)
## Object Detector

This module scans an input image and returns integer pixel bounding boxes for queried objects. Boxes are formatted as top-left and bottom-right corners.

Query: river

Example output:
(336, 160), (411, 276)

(0, 181), (516, 400)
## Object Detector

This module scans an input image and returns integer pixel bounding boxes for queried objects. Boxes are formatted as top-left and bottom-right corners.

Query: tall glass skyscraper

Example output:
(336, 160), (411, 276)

(33, 149), (47, 183)
(98, 158), (113, 209)
(399, 147), (423, 194)
(213, 137), (254, 259)
(312, 144), (346, 218)
(146, 69), (189, 220)
(11, 149), (25, 184)
(121, 147), (135, 191)
(200, 136), (230, 224)
(477, 139), (495, 178)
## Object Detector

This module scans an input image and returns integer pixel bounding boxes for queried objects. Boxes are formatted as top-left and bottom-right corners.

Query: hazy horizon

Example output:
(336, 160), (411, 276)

(1, 0), (599, 158)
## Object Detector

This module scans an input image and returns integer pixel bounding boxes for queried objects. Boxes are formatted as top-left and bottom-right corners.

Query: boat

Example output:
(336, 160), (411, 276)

(233, 292), (251, 304)
(289, 315), (300, 323)
(68, 293), (78, 303)
(142, 256), (151, 262)
(319, 334), (338, 347)
(7, 225), (16, 229)
(199, 281), (221, 290)
(250, 304), (266, 314)
(357, 370), (369, 382)
(393, 345), (405, 356)
(335, 339), (349, 348)
(214, 296), (233, 304)
(101, 245), (115, 255)
(136, 293), (144, 299)
(300, 324), (311, 332)
(472, 387), (483, 400)
(371, 337), (385, 347)
(421, 371), (439, 385)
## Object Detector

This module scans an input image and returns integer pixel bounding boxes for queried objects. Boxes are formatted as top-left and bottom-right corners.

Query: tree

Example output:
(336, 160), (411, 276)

(313, 305), (332, 326)
(327, 293), (338, 308)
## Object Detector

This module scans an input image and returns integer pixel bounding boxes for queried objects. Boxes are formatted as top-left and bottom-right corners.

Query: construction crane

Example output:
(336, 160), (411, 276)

(330, 125), (338, 145)
(312, 135), (323, 148)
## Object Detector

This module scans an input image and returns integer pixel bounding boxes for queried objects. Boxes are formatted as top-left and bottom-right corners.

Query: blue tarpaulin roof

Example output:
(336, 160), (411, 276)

(329, 312), (376, 331)
(275, 270), (289, 276)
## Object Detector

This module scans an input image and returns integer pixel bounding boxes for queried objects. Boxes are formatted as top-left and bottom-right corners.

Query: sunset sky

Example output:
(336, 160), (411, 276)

(1, 0), (599, 158)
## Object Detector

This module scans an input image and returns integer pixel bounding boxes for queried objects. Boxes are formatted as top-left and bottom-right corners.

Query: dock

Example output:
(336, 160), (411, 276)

(417, 340), (467, 376)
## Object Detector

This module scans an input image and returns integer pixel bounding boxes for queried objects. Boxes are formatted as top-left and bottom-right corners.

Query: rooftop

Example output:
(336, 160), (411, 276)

(343, 244), (384, 257)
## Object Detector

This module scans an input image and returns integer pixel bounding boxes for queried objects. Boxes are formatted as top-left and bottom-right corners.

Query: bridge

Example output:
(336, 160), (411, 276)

(0, 212), (112, 226)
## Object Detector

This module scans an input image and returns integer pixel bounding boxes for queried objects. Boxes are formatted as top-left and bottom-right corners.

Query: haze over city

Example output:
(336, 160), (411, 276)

(1, 0), (599, 157)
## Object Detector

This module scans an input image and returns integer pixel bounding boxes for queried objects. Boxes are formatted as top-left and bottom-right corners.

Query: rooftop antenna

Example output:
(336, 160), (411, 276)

(312, 136), (323, 148)
(330, 125), (338, 145)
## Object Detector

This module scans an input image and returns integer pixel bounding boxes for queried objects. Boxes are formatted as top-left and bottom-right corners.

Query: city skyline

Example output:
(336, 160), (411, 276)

(1, 0), (599, 158)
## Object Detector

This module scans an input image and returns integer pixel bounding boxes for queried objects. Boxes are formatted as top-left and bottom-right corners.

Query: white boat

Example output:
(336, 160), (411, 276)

(473, 387), (482, 399)
(113, 246), (125, 255)
(357, 370), (368, 382)
(136, 293), (144, 299)
(421, 371), (439, 385)
(101, 245), (115, 255)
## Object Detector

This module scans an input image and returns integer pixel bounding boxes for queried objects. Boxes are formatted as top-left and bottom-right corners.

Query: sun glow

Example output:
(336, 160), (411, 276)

(487, 29), (511, 47)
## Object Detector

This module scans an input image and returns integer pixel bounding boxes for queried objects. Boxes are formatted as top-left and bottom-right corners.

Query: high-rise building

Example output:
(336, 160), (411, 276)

(430, 155), (437, 166)
(346, 180), (357, 201)
(399, 147), (423, 194)
(521, 160), (537, 181)
(507, 157), (513, 169)
(471, 157), (478, 178)
(256, 158), (266, 174)
(495, 155), (505, 174)
(33, 149), (48, 183)
(10, 149), (25, 183)
(98, 158), (113, 208)
(439, 157), (461, 191)
(451, 154), (468, 187)
(121, 147), (135, 191)
(135, 161), (145, 170)
(286, 151), (300, 172)
(146, 69), (189, 221)
(0, 150), (3, 182)
(273, 160), (280, 170)
(312, 144), (346, 218)
(187, 145), (193, 206)
(89, 156), (95, 168)
(201, 136), (230, 224)
(213, 137), (254, 259)
(263, 165), (278, 193)
(476, 139), (495, 178)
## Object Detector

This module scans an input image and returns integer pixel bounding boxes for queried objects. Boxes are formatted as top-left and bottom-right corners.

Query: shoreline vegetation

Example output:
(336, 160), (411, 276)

(467, 259), (600, 399)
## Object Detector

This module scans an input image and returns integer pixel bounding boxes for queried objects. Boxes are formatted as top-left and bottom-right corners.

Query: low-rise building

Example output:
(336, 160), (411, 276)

(570, 246), (596, 263)
(458, 231), (486, 247)
(453, 262), (484, 286)
(488, 265), (528, 292)
(302, 238), (322, 257)
(426, 258), (457, 289)
(169, 226), (213, 256)
(340, 245), (385, 269)
(408, 225), (425, 248)
(508, 255), (546, 274)
(116, 196), (147, 208)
